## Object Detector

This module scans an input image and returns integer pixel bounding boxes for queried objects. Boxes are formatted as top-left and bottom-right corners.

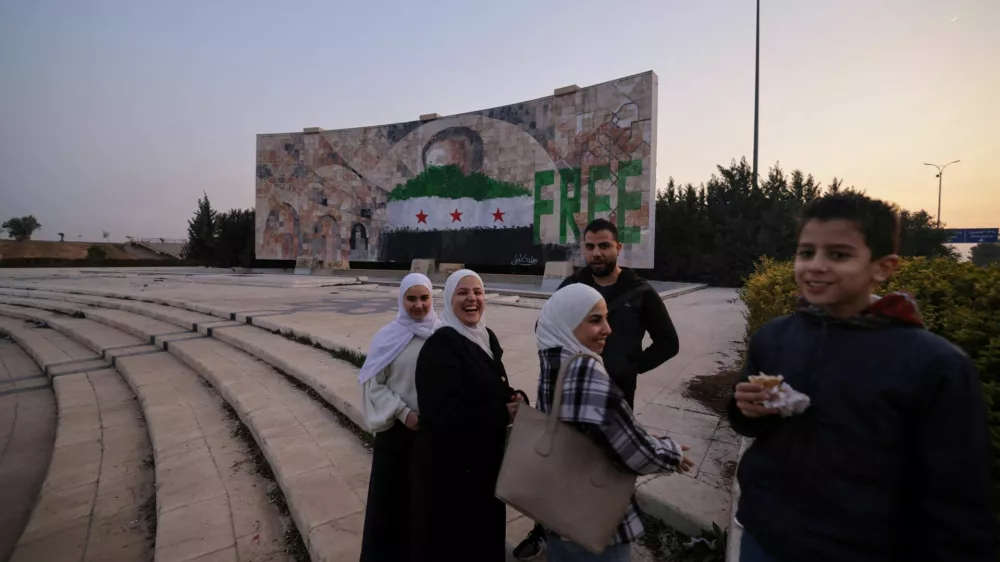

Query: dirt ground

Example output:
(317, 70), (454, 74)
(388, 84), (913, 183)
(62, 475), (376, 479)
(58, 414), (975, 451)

(0, 240), (138, 259)
(683, 366), (742, 416)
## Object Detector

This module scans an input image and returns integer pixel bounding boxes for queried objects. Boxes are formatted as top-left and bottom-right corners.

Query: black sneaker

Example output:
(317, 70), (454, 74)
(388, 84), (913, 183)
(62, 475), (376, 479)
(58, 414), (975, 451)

(512, 525), (547, 560)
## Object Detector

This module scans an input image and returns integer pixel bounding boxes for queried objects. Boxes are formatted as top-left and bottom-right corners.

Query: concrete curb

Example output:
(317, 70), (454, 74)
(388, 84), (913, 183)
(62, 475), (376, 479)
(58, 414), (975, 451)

(362, 279), (709, 303)
(725, 438), (752, 561)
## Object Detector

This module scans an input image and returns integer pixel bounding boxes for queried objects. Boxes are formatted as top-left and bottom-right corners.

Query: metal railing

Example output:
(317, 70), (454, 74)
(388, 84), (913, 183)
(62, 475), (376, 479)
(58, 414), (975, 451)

(137, 238), (185, 244)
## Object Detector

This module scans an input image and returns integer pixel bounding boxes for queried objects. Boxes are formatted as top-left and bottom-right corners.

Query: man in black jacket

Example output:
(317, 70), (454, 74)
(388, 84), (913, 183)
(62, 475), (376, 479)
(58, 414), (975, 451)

(513, 218), (681, 559)
(556, 218), (679, 407)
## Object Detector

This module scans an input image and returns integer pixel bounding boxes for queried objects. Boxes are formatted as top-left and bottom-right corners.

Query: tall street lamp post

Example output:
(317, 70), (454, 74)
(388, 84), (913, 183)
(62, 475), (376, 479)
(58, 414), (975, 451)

(924, 160), (961, 226)
(752, 0), (760, 191)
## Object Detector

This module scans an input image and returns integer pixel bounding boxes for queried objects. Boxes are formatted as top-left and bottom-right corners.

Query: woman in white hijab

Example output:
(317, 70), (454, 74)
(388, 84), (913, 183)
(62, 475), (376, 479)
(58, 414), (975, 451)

(410, 269), (526, 562)
(359, 273), (439, 562)
(533, 284), (694, 562)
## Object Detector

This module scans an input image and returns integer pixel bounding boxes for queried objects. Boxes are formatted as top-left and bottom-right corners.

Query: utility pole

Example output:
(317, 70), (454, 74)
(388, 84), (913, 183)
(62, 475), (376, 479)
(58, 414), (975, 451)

(752, 0), (760, 191)
(923, 160), (961, 226)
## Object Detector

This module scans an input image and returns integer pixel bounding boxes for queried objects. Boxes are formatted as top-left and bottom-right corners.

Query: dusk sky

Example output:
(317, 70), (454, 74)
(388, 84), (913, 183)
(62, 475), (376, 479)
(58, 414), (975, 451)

(1, 0), (996, 242)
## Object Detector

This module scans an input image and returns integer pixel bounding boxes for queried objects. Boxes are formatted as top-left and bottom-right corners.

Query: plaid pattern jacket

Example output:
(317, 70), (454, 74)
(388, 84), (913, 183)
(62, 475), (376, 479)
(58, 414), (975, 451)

(536, 347), (684, 545)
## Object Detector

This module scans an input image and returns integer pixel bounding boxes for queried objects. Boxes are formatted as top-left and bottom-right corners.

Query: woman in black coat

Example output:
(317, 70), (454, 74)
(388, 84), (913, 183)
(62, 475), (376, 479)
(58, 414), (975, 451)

(411, 269), (524, 562)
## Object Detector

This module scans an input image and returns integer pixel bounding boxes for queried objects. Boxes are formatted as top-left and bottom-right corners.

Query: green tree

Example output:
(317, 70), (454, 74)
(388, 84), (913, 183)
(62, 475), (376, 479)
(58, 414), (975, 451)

(213, 209), (255, 268)
(898, 210), (959, 260)
(653, 160), (823, 285)
(2, 215), (42, 241)
(971, 243), (1000, 267)
(182, 193), (217, 262)
(86, 245), (108, 260)
(651, 159), (955, 286)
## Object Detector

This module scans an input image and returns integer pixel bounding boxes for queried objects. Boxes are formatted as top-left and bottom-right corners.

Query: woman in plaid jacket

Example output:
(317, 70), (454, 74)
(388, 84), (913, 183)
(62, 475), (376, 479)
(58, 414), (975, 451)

(534, 284), (695, 561)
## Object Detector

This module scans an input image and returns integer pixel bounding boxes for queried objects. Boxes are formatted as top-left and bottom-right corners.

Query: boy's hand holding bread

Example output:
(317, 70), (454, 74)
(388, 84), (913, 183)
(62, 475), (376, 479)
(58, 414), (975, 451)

(735, 374), (785, 418)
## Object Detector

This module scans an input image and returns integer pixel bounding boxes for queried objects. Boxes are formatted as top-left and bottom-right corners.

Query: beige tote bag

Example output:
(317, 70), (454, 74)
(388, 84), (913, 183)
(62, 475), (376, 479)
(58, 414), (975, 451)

(495, 353), (637, 554)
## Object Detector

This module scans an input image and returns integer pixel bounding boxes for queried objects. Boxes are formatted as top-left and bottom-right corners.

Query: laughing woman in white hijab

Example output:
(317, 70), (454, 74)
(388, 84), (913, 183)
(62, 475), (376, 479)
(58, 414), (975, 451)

(410, 269), (527, 562)
(359, 273), (440, 562)
(535, 284), (694, 562)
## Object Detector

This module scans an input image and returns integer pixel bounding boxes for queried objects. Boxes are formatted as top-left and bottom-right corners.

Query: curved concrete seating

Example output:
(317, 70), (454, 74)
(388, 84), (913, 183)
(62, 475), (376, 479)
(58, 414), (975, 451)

(167, 336), (371, 561)
(0, 316), (154, 562)
(0, 287), (365, 359)
(0, 336), (56, 562)
(114, 349), (293, 561)
(1, 299), (372, 561)
(0, 294), (367, 430)
(0, 289), (224, 331)
(0, 306), (102, 374)
(0, 290), (716, 555)
(0, 309), (297, 562)
(0, 295), (83, 316)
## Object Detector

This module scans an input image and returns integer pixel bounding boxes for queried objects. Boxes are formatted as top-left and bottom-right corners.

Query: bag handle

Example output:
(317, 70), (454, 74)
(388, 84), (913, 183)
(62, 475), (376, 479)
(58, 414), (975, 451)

(535, 352), (592, 456)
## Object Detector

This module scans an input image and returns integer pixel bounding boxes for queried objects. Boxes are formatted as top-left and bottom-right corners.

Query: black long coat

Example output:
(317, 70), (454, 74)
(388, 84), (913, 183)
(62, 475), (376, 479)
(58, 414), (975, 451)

(411, 326), (516, 562)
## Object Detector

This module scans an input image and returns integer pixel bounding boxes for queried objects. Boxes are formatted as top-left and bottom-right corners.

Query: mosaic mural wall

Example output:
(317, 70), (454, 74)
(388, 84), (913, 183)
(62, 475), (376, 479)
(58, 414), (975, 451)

(256, 71), (658, 268)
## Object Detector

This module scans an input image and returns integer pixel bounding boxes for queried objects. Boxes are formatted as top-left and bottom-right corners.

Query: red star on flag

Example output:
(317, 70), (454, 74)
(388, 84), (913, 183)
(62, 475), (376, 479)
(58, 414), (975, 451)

(415, 210), (428, 224)
(492, 208), (505, 222)
(450, 209), (463, 222)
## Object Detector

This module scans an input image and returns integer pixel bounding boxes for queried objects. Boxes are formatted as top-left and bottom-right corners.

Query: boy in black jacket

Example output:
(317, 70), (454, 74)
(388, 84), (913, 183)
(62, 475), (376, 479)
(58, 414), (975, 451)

(729, 193), (997, 562)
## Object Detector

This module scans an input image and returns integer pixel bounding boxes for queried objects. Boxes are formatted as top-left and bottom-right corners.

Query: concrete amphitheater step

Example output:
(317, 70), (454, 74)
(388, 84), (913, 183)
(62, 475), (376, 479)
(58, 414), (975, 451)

(0, 335), (57, 562)
(0, 316), (155, 562)
(0, 287), (365, 358)
(0, 309), (297, 562)
(113, 348), (295, 562)
(0, 286), (250, 324)
(0, 294), (367, 430)
(0, 297), (531, 558)
(0, 289), (225, 331)
(0, 300), (373, 561)
(0, 294), (657, 559)
(0, 294), (84, 317)
(0, 295), (623, 558)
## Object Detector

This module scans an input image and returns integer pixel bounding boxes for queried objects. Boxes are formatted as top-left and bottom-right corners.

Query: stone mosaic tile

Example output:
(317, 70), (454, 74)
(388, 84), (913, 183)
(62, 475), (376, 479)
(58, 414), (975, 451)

(256, 72), (659, 268)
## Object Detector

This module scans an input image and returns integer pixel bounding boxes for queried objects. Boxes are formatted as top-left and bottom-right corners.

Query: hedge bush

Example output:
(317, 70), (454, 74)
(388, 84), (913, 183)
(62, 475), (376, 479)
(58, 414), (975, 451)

(86, 245), (109, 260)
(739, 257), (1000, 517)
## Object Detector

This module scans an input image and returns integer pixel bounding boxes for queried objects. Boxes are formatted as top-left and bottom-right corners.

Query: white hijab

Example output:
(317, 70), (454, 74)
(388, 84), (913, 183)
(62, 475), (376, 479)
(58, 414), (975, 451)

(357, 273), (440, 384)
(441, 269), (493, 358)
(536, 283), (605, 364)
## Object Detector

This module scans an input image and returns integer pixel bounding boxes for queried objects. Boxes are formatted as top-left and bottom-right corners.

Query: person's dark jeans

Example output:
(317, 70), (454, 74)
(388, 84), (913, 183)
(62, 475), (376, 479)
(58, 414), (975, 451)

(545, 533), (630, 562)
(740, 531), (779, 562)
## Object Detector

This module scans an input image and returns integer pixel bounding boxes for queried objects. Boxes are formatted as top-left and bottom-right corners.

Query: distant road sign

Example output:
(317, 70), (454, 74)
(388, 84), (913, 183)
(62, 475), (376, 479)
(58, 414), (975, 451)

(944, 228), (999, 244)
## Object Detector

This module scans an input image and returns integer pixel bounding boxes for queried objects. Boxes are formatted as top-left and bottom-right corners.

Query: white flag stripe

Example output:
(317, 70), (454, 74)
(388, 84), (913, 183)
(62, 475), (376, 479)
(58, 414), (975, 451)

(386, 196), (534, 231)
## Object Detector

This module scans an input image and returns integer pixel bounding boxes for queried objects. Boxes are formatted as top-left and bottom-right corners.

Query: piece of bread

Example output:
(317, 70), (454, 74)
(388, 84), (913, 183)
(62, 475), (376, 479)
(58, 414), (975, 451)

(748, 373), (784, 390)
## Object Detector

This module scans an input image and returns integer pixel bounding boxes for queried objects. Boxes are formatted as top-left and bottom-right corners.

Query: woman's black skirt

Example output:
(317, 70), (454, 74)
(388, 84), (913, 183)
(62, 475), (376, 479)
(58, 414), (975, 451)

(360, 421), (416, 562)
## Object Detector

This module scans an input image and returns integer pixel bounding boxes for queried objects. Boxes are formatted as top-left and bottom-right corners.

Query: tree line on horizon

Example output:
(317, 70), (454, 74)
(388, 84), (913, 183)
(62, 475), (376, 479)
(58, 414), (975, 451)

(652, 158), (965, 286)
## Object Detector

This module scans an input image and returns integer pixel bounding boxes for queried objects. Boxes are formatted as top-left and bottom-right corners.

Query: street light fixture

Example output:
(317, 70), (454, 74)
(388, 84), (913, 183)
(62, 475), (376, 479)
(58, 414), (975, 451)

(923, 160), (960, 227)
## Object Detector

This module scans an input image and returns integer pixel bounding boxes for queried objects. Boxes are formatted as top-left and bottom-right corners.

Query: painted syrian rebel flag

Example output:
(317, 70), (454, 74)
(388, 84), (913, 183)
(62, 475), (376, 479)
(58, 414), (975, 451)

(386, 166), (533, 230)
(383, 166), (542, 265)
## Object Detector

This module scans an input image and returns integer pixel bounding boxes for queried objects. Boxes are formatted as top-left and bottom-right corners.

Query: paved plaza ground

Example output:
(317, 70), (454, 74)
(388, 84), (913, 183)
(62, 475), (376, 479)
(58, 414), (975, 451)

(0, 267), (747, 561)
